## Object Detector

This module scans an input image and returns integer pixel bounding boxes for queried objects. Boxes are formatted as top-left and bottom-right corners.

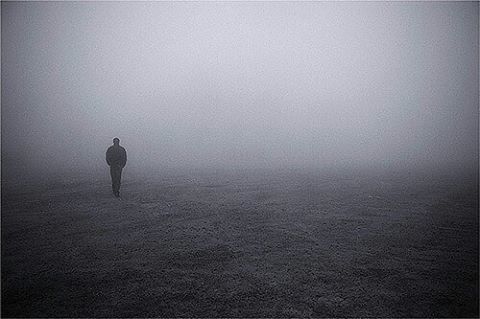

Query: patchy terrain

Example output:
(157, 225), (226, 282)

(2, 169), (478, 317)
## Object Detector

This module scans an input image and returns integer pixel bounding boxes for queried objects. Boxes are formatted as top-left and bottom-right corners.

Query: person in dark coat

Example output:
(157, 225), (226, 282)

(106, 137), (127, 197)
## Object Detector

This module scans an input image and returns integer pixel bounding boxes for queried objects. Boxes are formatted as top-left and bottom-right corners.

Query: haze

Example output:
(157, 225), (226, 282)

(2, 1), (478, 181)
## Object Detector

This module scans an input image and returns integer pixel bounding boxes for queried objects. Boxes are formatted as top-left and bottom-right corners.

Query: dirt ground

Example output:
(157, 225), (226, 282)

(1, 168), (478, 317)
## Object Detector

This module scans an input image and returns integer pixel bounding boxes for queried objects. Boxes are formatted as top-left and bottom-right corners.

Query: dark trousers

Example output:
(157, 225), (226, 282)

(110, 165), (123, 194)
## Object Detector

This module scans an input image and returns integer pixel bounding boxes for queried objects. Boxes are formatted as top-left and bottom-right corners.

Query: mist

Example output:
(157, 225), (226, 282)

(2, 1), (478, 181)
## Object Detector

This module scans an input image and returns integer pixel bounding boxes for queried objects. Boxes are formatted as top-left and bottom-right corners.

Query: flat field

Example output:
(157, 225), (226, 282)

(1, 169), (478, 317)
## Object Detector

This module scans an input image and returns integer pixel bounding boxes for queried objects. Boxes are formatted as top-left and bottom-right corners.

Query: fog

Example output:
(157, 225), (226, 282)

(2, 1), (478, 181)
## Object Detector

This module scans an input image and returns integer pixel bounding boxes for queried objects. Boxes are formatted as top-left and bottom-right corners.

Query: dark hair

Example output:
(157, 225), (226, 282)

(113, 137), (120, 143)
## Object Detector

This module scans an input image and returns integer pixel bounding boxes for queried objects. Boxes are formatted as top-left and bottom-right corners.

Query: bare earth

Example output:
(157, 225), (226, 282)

(2, 169), (478, 317)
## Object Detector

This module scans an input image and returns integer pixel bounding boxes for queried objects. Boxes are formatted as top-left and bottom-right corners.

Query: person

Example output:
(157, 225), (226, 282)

(106, 137), (127, 197)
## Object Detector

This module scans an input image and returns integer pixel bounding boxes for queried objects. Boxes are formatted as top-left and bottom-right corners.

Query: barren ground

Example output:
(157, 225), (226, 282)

(2, 169), (478, 317)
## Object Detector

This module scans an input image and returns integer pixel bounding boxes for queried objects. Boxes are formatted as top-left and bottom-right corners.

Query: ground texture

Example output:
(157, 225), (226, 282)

(2, 169), (478, 317)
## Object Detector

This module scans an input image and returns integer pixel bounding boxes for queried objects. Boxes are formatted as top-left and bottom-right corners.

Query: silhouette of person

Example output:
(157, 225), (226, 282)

(106, 137), (127, 197)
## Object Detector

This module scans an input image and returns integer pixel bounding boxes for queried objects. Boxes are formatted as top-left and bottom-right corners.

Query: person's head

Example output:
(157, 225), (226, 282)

(113, 137), (120, 145)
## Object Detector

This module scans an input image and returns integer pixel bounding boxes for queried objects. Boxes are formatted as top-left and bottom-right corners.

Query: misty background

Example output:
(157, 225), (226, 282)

(2, 1), (478, 182)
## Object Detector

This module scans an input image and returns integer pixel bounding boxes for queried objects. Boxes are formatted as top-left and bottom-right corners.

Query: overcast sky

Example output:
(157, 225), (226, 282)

(2, 1), (478, 180)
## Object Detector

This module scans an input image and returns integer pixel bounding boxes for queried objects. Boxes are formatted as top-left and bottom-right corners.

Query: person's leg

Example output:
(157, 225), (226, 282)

(113, 167), (122, 196)
(110, 165), (121, 196)
(117, 167), (123, 195)
(110, 166), (116, 195)
(112, 166), (122, 196)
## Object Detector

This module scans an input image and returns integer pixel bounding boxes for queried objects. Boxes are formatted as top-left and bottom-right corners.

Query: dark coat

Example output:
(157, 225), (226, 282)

(106, 145), (127, 167)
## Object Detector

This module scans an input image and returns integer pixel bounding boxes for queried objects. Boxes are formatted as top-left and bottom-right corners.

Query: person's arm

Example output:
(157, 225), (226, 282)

(121, 148), (127, 168)
(106, 149), (112, 166)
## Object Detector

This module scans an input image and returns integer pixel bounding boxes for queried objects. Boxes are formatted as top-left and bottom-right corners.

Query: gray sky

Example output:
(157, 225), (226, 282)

(2, 1), (478, 180)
